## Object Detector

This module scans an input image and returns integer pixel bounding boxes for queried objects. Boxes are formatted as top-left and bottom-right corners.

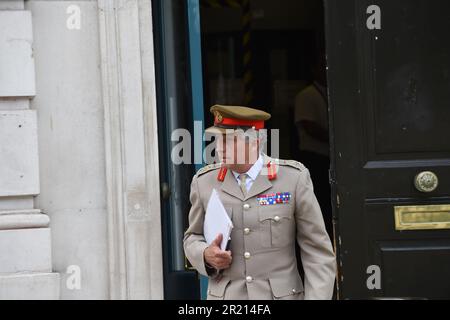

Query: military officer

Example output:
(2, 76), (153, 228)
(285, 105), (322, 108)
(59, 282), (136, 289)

(183, 105), (336, 300)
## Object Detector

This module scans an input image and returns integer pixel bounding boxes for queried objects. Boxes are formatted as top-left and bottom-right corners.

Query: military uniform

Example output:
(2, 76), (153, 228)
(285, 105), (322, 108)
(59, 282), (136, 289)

(183, 105), (336, 300)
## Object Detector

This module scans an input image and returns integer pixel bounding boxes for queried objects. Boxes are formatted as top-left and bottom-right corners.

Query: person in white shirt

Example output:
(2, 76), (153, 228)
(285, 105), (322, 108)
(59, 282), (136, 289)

(294, 51), (333, 239)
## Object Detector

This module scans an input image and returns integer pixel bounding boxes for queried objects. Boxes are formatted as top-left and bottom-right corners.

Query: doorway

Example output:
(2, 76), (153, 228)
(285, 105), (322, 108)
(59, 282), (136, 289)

(153, 0), (334, 299)
(154, 0), (450, 301)
(199, 0), (334, 295)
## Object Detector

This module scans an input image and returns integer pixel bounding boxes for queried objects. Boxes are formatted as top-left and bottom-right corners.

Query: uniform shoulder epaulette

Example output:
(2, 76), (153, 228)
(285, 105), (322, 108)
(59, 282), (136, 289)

(277, 159), (305, 171)
(196, 163), (221, 177)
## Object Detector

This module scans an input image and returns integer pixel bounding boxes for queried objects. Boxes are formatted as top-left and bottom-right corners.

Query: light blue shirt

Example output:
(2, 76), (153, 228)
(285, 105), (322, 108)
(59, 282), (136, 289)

(231, 154), (264, 192)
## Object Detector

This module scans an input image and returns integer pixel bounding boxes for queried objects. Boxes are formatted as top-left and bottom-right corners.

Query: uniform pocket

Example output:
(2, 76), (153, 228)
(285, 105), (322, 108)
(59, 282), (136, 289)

(269, 275), (304, 300)
(207, 278), (231, 300)
(257, 208), (273, 247)
(258, 206), (294, 247)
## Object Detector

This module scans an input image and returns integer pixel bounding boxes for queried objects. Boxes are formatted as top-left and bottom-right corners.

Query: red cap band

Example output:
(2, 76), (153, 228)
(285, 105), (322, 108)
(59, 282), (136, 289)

(215, 117), (265, 130)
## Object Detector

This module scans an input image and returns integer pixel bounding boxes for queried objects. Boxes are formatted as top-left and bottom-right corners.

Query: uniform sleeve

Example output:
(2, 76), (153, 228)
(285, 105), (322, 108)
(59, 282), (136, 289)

(295, 168), (336, 300)
(183, 175), (213, 277)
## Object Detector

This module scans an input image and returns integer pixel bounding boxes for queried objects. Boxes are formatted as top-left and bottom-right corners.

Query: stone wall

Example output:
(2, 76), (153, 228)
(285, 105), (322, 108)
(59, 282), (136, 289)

(0, 0), (164, 300)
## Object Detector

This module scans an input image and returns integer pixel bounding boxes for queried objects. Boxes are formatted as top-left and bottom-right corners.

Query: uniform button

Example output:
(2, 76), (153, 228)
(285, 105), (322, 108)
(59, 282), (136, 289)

(246, 276), (253, 283)
(244, 252), (251, 259)
(274, 215), (281, 222)
(243, 204), (250, 210)
(244, 228), (250, 235)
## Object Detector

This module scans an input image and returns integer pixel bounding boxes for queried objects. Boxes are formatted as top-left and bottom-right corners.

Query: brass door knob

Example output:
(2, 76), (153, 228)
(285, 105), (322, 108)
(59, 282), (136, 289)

(414, 171), (439, 193)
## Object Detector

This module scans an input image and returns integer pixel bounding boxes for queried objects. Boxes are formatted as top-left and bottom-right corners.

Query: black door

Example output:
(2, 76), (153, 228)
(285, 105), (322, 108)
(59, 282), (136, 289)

(325, 0), (450, 299)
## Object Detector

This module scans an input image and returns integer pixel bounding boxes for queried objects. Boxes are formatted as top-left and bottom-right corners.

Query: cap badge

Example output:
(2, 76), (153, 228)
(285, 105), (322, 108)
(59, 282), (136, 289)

(215, 112), (223, 124)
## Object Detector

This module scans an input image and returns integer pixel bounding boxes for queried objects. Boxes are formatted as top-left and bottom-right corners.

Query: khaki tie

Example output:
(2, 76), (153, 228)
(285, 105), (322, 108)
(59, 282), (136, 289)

(239, 174), (248, 197)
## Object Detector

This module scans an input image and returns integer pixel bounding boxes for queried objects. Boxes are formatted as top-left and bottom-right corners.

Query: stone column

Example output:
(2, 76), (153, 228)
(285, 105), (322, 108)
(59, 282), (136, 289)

(0, 1), (59, 300)
(98, 0), (164, 299)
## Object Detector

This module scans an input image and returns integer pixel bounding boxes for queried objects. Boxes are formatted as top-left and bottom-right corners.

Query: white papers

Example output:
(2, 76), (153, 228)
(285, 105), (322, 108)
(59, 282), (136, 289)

(204, 189), (233, 251)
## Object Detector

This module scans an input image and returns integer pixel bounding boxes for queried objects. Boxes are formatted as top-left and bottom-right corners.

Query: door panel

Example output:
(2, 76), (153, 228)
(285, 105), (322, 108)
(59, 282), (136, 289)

(374, 240), (450, 297)
(325, 0), (450, 299)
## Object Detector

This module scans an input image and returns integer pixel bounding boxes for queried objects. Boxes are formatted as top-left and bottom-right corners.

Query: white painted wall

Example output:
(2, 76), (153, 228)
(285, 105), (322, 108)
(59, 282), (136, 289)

(0, 2), (60, 300)
(26, 1), (109, 299)
(0, 0), (164, 300)
(0, 11), (35, 96)
(0, 110), (39, 196)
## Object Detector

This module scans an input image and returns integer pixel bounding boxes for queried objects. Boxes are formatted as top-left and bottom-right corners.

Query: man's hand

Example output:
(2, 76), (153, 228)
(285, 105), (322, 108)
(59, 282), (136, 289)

(204, 234), (232, 270)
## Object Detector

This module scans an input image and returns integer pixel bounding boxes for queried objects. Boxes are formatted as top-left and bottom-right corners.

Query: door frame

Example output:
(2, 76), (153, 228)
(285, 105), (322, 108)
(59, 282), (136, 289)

(152, 0), (207, 300)
(186, 0), (210, 300)
(97, 0), (164, 299)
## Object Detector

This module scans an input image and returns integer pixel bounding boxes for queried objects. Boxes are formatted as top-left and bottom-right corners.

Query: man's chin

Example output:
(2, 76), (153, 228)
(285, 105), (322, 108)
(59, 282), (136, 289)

(224, 162), (246, 169)
(222, 161), (236, 169)
(221, 159), (249, 167)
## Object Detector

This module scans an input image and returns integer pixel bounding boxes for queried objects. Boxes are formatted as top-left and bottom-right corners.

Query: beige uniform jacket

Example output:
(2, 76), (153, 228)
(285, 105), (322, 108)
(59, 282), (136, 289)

(183, 155), (336, 300)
